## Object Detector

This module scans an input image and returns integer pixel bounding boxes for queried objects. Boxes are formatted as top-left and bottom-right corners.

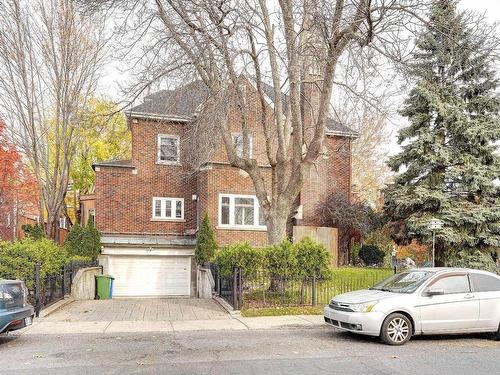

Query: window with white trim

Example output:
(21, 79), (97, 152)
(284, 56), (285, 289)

(232, 133), (253, 158)
(152, 197), (184, 220)
(157, 134), (180, 164)
(218, 194), (266, 229)
(59, 217), (67, 229)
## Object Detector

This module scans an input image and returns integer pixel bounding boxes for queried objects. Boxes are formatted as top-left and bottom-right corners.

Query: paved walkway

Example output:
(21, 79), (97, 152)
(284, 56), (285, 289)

(22, 314), (324, 335)
(45, 298), (229, 322)
(20, 297), (325, 335)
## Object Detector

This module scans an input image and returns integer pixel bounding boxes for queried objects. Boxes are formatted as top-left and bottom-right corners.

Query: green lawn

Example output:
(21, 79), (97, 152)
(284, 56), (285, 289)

(241, 306), (324, 317)
(243, 267), (394, 311)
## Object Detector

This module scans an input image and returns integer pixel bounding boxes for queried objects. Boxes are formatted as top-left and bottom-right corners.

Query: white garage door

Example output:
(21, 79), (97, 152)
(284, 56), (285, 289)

(107, 255), (191, 297)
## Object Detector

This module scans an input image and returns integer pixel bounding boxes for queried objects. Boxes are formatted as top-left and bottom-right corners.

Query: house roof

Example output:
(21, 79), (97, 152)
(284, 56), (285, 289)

(128, 81), (210, 121)
(92, 159), (135, 169)
(127, 80), (358, 138)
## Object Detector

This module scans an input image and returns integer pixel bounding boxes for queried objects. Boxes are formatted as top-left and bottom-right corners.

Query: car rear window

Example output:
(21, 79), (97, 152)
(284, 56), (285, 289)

(470, 273), (500, 292)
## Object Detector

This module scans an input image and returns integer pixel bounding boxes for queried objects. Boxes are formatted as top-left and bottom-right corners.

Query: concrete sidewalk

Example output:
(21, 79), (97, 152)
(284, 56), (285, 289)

(20, 315), (325, 335)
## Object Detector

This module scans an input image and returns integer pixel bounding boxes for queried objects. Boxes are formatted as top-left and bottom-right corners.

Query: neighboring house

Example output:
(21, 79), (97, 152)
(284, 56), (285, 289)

(79, 193), (96, 226)
(93, 78), (358, 297)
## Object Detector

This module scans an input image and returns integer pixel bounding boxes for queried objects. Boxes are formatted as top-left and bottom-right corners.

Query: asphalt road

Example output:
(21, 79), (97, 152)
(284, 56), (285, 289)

(0, 326), (499, 375)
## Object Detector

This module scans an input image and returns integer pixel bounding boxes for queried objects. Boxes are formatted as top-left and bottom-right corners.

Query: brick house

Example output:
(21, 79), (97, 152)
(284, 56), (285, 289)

(93, 79), (357, 297)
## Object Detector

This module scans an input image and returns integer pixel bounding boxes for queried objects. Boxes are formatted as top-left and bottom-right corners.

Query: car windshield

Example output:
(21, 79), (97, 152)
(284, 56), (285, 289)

(370, 271), (434, 293)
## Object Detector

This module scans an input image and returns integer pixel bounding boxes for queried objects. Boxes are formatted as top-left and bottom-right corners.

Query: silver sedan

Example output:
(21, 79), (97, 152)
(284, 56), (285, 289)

(324, 268), (500, 345)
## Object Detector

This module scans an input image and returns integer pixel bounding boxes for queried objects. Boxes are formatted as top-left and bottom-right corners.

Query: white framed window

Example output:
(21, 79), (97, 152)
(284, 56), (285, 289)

(59, 217), (67, 229)
(218, 194), (266, 229)
(232, 133), (253, 158)
(152, 197), (184, 220)
(157, 134), (180, 164)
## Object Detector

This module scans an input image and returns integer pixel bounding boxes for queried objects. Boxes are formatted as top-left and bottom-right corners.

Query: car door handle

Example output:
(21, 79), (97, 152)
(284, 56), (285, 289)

(464, 294), (475, 299)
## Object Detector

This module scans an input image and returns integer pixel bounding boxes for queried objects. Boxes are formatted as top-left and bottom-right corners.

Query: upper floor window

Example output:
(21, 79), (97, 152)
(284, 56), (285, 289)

(218, 194), (265, 229)
(59, 217), (68, 229)
(157, 134), (180, 164)
(152, 197), (184, 220)
(232, 133), (253, 158)
(238, 83), (247, 105)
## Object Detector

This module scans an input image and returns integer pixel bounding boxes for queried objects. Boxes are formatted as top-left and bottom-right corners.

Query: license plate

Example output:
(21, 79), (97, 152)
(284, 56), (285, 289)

(25, 316), (32, 326)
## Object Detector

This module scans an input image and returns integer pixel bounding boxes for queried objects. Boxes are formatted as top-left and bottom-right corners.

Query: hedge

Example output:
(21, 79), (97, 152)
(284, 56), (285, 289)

(0, 238), (69, 289)
(214, 237), (331, 280)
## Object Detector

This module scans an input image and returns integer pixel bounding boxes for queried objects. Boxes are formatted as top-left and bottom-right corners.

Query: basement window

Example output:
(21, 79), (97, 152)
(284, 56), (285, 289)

(218, 194), (266, 229)
(152, 197), (184, 220)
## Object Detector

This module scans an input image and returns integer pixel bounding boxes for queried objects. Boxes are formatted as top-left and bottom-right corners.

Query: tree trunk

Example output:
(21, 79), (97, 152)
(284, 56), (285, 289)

(265, 211), (289, 244)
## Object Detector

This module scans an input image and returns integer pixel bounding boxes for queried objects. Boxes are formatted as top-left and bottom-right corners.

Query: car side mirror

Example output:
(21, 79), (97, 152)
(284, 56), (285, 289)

(426, 288), (445, 296)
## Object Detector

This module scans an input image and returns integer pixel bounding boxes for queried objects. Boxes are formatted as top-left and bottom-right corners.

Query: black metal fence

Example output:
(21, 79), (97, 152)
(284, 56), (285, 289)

(211, 265), (394, 311)
(30, 259), (99, 317)
(211, 264), (243, 310)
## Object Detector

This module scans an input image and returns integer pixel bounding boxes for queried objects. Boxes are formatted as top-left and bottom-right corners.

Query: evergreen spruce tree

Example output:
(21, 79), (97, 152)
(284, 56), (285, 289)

(195, 213), (218, 266)
(384, 0), (500, 262)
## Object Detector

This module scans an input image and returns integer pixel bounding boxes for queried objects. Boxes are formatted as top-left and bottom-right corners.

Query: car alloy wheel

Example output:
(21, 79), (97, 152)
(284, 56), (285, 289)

(381, 313), (412, 346)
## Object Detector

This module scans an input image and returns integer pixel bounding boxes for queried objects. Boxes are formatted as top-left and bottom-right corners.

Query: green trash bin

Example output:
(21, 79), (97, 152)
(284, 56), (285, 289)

(95, 275), (114, 300)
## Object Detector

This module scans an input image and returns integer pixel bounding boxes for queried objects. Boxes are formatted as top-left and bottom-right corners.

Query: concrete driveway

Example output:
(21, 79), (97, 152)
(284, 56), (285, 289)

(44, 298), (230, 322)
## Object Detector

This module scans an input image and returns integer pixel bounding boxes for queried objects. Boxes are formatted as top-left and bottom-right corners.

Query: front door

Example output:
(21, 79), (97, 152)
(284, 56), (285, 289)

(418, 273), (479, 333)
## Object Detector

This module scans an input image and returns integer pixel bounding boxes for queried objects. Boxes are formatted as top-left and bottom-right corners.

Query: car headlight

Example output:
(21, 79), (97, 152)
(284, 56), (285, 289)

(350, 300), (379, 313)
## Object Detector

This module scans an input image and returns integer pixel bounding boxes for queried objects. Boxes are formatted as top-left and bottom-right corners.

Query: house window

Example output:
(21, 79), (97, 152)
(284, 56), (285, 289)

(87, 209), (95, 226)
(238, 83), (247, 105)
(232, 133), (253, 158)
(152, 197), (184, 220)
(218, 194), (266, 229)
(59, 217), (67, 229)
(157, 134), (180, 164)
(6, 212), (11, 228)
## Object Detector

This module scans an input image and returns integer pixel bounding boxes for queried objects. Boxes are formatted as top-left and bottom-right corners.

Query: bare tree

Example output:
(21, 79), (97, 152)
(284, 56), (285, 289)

(87, 0), (427, 244)
(0, 0), (106, 238)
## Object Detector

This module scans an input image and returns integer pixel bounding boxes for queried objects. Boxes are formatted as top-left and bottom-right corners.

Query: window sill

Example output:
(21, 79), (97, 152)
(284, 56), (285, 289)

(156, 161), (182, 166)
(216, 225), (267, 232)
(151, 218), (186, 222)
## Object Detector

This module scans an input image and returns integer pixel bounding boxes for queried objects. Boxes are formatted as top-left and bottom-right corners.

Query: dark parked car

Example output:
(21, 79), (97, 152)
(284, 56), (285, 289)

(0, 279), (34, 334)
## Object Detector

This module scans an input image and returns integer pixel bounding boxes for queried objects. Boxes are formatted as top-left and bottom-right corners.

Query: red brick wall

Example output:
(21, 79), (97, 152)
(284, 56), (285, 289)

(94, 81), (352, 246)
(198, 165), (271, 247)
(297, 136), (352, 227)
(95, 118), (198, 237)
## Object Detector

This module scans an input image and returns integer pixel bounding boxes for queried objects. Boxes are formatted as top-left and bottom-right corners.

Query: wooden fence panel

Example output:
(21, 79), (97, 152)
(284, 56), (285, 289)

(293, 226), (339, 267)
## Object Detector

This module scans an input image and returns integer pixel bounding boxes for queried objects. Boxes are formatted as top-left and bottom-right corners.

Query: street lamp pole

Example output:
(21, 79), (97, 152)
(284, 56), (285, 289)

(427, 218), (443, 267)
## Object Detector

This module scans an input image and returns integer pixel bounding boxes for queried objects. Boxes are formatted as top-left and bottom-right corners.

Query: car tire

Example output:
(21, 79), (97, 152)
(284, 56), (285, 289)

(494, 324), (500, 341)
(380, 313), (412, 346)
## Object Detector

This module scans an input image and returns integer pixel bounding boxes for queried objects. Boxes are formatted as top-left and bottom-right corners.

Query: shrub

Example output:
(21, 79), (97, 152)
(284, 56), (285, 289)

(195, 213), (217, 266)
(445, 249), (498, 274)
(64, 221), (101, 260)
(21, 223), (45, 240)
(359, 244), (385, 266)
(363, 228), (394, 267)
(350, 243), (363, 266)
(265, 239), (298, 278)
(214, 242), (266, 278)
(0, 238), (68, 288)
(294, 237), (330, 278)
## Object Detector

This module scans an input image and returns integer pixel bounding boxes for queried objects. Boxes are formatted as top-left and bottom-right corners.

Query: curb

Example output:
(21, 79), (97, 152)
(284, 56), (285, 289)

(39, 297), (75, 318)
(212, 296), (241, 317)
